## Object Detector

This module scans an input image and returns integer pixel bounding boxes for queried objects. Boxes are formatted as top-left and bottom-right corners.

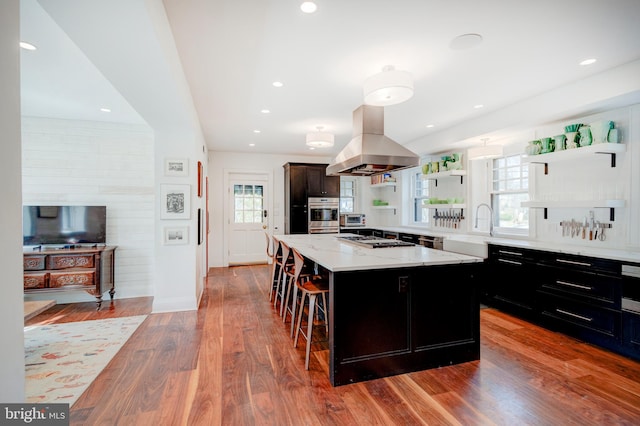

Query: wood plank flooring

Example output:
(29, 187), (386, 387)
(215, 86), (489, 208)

(25, 264), (640, 425)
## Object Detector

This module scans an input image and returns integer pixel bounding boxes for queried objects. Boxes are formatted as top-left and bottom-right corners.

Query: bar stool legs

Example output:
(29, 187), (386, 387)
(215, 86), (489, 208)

(293, 272), (329, 370)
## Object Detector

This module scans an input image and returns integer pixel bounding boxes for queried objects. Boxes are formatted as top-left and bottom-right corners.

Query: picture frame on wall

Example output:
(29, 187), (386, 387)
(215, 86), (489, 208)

(197, 161), (203, 197)
(197, 208), (203, 245)
(160, 184), (191, 219)
(164, 158), (189, 177)
(164, 226), (188, 245)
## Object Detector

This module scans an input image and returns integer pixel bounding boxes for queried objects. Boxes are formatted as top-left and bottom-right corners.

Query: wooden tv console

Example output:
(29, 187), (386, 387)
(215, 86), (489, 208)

(23, 246), (116, 309)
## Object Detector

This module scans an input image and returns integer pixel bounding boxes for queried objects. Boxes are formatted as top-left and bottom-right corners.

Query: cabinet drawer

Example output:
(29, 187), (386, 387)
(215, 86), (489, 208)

(46, 254), (94, 270)
(489, 246), (544, 264)
(24, 255), (46, 271)
(49, 271), (95, 288)
(541, 253), (621, 276)
(24, 273), (47, 289)
(538, 291), (619, 337)
(540, 266), (621, 306)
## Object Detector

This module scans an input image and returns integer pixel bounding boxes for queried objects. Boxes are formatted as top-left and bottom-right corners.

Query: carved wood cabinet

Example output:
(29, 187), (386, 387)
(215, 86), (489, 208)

(23, 246), (116, 308)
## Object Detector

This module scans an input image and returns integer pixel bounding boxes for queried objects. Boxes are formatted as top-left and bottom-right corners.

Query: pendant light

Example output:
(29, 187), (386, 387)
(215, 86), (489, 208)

(468, 138), (503, 160)
(306, 126), (334, 148)
(363, 65), (414, 106)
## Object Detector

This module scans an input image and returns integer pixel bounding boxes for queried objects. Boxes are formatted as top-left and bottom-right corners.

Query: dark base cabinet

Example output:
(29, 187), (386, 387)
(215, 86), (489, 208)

(538, 292), (621, 349)
(329, 263), (481, 386)
(622, 312), (640, 358)
(483, 246), (539, 319)
(486, 244), (639, 363)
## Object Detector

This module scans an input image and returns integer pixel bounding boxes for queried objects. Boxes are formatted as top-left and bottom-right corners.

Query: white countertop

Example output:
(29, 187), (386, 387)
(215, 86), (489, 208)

(277, 233), (484, 272)
(371, 226), (640, 264)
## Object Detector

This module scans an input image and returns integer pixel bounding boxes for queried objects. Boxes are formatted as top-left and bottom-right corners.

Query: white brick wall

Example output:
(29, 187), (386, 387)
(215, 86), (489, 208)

(22, 117), (155, 303)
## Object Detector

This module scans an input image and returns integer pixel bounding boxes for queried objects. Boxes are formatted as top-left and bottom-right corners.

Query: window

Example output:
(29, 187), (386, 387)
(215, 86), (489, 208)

(491, 154), (529, 233)
(233, 184), (264, 223)
(412, 171), (430, 224)
(340, 178), (356, 213)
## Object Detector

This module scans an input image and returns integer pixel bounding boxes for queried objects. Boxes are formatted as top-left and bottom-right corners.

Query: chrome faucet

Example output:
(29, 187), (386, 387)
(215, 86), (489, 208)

(475, 203), (494, 236)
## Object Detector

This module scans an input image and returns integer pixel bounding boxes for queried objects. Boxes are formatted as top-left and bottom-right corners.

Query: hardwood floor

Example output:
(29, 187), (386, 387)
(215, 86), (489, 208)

(26, 264), (640, 425)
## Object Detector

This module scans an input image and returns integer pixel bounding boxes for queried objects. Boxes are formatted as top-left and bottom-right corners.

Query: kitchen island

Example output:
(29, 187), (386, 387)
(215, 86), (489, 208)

(278, 233), (485, 386)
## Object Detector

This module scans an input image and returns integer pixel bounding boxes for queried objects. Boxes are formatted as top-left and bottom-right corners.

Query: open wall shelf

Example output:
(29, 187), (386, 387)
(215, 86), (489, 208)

(523, 143), (625, 174)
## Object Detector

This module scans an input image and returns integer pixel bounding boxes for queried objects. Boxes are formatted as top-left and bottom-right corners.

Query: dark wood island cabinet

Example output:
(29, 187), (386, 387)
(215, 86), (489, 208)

(331, 263), (481, 385)
(278, 233), (483, 386)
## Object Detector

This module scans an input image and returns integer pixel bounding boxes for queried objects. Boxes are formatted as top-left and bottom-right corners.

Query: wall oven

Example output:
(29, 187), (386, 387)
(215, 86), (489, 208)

(308, 197), (339, 234)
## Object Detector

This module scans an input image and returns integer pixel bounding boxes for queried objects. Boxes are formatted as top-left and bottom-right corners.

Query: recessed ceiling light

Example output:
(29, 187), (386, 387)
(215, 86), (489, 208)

(449, 33), (483, 50)
(473, 104), (484, 109)
(580, 58), (597, 66)
(20, 41), (37, 51)
(426, 124), (435, 128)
(272, 81), (283, 88)
(100, 107), (111, 113)
(300, 2), (317, 13)
(253, 129), (261, 134)
(249, 143), (255, 147)
(261, 109), (270, 114)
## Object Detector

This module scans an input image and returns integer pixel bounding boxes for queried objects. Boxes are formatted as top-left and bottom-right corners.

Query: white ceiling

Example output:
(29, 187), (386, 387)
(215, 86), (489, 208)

(19, 0), (640, 158)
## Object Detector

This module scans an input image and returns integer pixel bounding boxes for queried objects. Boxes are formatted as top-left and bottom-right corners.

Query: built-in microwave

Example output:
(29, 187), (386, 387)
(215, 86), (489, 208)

(340, 213), (366, 228)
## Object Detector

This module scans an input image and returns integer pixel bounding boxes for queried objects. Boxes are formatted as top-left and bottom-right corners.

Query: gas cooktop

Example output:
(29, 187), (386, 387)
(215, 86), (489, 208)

(336, 235), (415, 248)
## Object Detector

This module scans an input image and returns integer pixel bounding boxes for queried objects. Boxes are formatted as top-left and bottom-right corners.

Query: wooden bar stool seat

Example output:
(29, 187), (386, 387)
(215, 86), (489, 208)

(291, 247), (329, 370)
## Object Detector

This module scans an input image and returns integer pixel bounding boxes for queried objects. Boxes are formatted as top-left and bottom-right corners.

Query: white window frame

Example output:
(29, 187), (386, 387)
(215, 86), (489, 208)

(490, 153), (529, 236)
(410, 170), (430, 226)
(340, 177), (358, 213)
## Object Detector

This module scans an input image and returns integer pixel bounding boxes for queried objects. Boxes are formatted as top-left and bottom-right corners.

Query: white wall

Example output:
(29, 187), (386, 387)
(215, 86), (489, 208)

(525, 105), (640, 251)
(1, 0), (25, 402)
(357, 104), (640, 253)
(21, 117), (155, 303)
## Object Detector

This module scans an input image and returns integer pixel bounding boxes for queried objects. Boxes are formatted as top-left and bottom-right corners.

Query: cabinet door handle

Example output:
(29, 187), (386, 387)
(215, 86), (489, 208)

(498, 259), (523, 266)
(556, 258), (591, 267)
(498, 250), (523, 256)
(556, 308), (593, 322)
(555, 280), (592, 291)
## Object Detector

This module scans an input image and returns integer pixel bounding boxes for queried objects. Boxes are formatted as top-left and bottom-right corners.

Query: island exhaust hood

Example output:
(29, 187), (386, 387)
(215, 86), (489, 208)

(326, 104), (419, 176)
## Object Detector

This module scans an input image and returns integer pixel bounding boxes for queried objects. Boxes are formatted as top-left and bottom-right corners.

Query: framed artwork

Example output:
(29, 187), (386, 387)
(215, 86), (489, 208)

(164, 226), (188, 245)
(197, 161), (203, 197)
(160, 184), (191, 219)
(197, 208), (203, 245)
(165, 158), (189, 177)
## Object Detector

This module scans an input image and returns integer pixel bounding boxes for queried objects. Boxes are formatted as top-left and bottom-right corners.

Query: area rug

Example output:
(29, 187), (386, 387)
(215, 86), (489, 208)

(24, 315), (147, 407)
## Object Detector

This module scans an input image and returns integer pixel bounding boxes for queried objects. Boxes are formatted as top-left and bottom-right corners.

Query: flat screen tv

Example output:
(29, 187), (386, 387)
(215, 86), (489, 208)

(23, 205), (107, 246)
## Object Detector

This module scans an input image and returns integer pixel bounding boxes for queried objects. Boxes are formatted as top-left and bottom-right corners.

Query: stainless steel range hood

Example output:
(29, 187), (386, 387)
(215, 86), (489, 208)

(326, 104), (419, 176)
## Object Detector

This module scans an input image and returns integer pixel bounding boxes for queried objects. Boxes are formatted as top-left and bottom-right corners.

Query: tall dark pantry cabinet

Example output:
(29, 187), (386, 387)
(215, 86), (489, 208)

(283, 162), (340, 234)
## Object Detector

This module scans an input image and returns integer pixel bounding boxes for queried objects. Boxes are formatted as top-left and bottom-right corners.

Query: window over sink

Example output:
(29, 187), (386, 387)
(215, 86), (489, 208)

(491, 154), (529, 235)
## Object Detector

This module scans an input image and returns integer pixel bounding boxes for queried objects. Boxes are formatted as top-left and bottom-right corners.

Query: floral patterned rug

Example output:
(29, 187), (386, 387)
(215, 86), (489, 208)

(24, 315), (147, 407)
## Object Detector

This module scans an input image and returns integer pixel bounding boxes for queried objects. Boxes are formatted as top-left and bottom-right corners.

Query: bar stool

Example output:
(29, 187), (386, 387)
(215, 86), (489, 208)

(265, 232), (281, 301)
(281, 246), (312, 325)
(273, 240), (293, 311)
(291, 247), (329, 370)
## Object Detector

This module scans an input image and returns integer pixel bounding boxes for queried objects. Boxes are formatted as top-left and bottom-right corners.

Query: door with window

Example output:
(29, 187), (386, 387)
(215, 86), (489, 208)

(227, 172), (271, 265)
